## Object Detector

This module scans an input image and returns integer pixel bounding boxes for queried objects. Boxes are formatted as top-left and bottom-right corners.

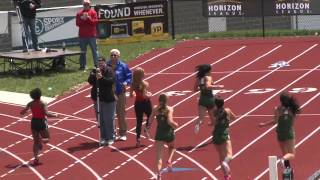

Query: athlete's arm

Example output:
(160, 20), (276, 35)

(20, 102), (31, 115)
(259, 106), (278, 127)
(167, 106), (178, 129)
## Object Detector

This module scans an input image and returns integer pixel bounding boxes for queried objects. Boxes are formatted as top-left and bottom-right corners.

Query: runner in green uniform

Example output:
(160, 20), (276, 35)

(147, 94), (178, 180)
(194, 64), (224, 134)
(259, 92), (300, 169)
(211, 97), (236, 180)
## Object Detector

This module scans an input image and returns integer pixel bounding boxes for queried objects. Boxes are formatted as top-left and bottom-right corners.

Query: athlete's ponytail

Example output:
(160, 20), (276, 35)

(158, 93), (168, 115)
(288, 95), (300, 116)
(280, 92), (300, 116)
(195, 64), (211, 79)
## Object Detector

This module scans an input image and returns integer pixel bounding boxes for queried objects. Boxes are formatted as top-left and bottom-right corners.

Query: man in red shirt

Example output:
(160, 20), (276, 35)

(76, 0), (99, 70)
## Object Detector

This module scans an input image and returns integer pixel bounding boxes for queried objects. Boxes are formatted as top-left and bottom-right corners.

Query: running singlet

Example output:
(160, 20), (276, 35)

(276, 107), (294, 141)
(212, 109), (230, 145)
(135, 89), (146, 102)
(155, 112), (174, 142)
(31, 100), (45, 119)
(198, 77), (215, 108)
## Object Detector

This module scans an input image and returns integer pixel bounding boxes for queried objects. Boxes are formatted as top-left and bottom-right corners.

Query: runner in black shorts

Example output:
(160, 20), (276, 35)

(211, 97), (236, 180)
(259, 92), (300, 172)
(147, 94), (178, 180)
(20, 88), (57, 165)
(193, 64), (223, 134)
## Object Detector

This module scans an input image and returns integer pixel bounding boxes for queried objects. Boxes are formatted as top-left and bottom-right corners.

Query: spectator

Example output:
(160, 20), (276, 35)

(107, 49), (132, 141)
(88, 57), (117, 146)
(18, 0), (41, 51)
(76, 0), (99, 70)
(20, 88), (57, 165)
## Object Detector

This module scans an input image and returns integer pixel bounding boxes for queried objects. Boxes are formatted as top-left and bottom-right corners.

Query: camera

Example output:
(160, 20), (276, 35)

(91, 68), (100, 74)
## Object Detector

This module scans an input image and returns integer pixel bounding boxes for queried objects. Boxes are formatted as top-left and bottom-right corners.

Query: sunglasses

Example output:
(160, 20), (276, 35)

(110, 54), (117, 57)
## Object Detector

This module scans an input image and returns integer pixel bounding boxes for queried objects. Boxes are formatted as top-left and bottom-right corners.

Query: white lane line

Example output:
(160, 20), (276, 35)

(144, 68), (320, 75)
(173, 45), (283, 108)
(190, 44), (318, 153)
(0, 127), (102, 179)
(0, 147), (45, 179)
(254, 126), (320, 180)
(74, 47), (210, 115)
(216, 90), (320, 172)
(20, 113), (318, 122)
(130, 48), (174, 69)
(174, 45), (283, 133)
(126, 46), (246, 113)
(128, 46), (247, 132)
(0, 113), (156, 179)
(101, 46), (247, 178)
(121, 131), (218, 180)
(107, 45), (281, 178)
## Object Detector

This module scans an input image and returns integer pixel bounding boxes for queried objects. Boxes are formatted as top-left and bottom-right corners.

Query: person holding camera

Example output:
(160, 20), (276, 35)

(76, 0), (99, 70)
(88, 57), (117, 146)
(17, 0), (41, 51)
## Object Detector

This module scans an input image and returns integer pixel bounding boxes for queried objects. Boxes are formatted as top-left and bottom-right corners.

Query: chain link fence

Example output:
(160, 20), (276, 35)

(1, 0), (320, 51)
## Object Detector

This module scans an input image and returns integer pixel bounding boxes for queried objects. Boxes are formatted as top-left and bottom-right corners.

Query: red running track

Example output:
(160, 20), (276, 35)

(0, 37), (319, 180)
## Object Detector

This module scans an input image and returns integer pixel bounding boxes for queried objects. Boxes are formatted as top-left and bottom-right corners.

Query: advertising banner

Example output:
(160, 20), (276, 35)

(11, 7), (80, 48)
(203, 0), (320, 17)
(264, 0), (320, 16)
(95, 1), (169, 45)
(203, 0), (261, 17)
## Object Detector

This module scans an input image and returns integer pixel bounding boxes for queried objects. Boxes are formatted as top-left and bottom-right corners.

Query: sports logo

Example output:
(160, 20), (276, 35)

(207, 0), (243, 16)
(35, 18), (44, 35)
(275, 0), (311, 15)
(35, 17), (73, 36)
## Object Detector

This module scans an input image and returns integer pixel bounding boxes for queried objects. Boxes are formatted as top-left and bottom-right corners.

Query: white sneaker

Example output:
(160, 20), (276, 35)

(100, 140), (106, 146)
(143, 127), (150, 139)
(279, 158), (285, 168)
(222, 161), (230, 174)
(194, 123), (200, 134)
(107, 140), (114, 146)
(119, 136), (127, 141)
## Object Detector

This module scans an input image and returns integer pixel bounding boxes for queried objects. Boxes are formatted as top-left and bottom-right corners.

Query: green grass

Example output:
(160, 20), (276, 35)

(176, 29), (318, 39)
(0, 40), (176, 97)
(1, 29), (318, 97)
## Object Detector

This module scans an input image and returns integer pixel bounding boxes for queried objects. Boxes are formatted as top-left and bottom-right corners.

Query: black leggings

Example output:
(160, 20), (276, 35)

(134, 99), (152, 140)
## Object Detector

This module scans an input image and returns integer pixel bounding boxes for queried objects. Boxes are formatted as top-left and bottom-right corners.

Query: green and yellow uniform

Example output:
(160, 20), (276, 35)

(198, 77), (215, 108)
(212, 109), (230, 145)
(276, 108), (295, 141)
(155, 113), (175, 143)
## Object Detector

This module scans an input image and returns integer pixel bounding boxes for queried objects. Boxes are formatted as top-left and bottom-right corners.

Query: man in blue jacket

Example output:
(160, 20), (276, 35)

(107, 49), (132, 141)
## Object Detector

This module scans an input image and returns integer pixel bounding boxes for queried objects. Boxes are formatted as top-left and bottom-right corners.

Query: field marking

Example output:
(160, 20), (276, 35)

(214, 79), (320, 171)
(254, 126), (320, 180)
(190, 44), (318, 153)
(73, 47), (209, 115)
(0, 125), (102, 179)
(0, 146), (45, 179)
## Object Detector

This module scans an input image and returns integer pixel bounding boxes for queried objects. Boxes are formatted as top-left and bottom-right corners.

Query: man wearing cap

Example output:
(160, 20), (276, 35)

(88, 57), (116, 146)
(76, 0), (99, 70)
(107, 49), (132, 141)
